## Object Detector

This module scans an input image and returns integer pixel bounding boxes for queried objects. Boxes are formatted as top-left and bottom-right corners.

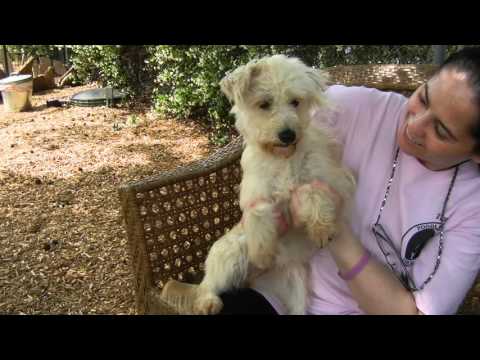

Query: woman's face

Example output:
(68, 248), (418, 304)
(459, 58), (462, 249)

(398, 68), (480, 171)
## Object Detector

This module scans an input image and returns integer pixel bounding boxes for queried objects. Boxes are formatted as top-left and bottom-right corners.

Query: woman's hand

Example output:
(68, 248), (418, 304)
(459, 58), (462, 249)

(328, 219), (360, 254)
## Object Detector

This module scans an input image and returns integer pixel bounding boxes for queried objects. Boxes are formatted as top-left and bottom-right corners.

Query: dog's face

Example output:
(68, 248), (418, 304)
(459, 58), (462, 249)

(220, 55), (329, 158)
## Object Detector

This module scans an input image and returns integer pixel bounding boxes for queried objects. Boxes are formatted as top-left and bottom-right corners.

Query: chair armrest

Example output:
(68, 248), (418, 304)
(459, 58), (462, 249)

(118, 136), (244, 314)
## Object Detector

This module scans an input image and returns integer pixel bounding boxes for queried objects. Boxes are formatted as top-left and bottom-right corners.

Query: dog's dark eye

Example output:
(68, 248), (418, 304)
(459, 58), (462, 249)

(290, 99), (300, 108)
(259, 101), (271, 110)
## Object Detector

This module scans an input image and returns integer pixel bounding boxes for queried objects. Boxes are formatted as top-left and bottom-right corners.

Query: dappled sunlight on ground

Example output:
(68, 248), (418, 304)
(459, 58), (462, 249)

(0, 85), (216, 314)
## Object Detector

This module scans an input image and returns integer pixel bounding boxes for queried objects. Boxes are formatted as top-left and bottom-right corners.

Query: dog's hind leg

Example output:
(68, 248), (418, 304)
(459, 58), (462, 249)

(194, 225), (250, 315)
(250, 263), (308, 315)
(282, 265), (309, 315)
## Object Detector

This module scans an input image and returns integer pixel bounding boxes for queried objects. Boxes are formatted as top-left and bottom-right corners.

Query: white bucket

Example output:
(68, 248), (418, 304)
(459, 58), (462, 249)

(0, 74), (33, 112)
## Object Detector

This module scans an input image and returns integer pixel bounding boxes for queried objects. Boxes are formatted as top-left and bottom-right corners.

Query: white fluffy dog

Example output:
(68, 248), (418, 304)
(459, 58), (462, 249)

(161, 55), (356, 315)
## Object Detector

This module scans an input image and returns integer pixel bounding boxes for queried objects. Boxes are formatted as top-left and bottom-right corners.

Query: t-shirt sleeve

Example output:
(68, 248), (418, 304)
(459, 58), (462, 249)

(413, 209), (480, 315)
(311, 84), (407, 174)
(311, 85), (384, 146)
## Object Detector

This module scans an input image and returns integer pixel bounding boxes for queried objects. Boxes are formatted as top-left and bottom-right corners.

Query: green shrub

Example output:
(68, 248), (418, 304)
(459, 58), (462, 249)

(68, 46), (127, 92)
(147, 45), (328, 145)
(6, 45), (63, 60)
(68, 45), (153, 100)
(148, 46), (244, 145)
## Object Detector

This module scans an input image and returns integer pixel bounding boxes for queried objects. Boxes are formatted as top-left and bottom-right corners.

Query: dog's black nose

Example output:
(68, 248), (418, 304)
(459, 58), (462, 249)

(278, 129), (296, 145)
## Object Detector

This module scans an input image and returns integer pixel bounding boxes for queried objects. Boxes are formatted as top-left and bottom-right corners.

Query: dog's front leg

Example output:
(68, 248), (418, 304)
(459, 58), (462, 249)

(290, 181), (342, 248)
(243, 200), (280, 270)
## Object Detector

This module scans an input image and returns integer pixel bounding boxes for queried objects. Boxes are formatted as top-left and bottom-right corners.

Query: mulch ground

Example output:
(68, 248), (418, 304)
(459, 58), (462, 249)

(0, 84), (216, 314)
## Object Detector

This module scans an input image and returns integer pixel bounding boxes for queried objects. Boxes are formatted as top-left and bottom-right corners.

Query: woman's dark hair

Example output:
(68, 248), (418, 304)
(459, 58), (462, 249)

(438, 47), (480, 155)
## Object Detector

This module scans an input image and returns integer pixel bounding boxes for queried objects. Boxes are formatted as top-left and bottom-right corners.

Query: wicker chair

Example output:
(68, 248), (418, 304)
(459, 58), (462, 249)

(118, 64), (479, 315)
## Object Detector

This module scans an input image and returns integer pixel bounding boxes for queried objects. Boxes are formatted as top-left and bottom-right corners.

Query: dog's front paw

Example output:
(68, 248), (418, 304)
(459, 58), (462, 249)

(194, 293), (224, 315)
(307, 222), (338, 249)
(290, 182), (340, 248)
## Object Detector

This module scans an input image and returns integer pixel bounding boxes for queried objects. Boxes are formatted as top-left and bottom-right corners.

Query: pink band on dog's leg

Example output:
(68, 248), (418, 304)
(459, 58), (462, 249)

(274, 211), (289, 236)
(338, 251), (371, 281)
(311, 180), (342, 205)
(246, 197), (271, 209)
(241, 197), (270, 226)
(310, 180), (330, 191)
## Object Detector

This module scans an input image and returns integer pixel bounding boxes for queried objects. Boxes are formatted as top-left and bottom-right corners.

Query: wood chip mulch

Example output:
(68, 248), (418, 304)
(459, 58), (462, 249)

(0, 85), (216, 314)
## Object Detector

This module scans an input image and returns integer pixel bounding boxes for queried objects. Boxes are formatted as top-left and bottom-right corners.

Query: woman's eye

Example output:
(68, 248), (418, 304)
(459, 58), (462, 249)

(291, 99), (300, 108)
(434, 122), (449, 140)
(419, 95), (427, 106)
(259, 101), (271, 110)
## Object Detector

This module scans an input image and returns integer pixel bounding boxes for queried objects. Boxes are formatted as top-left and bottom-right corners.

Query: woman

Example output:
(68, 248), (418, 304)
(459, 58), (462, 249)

(220, 47), (480, 315)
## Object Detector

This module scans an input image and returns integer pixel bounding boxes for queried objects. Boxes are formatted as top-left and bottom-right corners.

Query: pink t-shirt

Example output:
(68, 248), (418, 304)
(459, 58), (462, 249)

(304, 85), (480, 315)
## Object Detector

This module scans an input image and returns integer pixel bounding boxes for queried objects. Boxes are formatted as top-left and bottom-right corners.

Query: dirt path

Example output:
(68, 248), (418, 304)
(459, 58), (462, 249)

(0, 85), (215, 314)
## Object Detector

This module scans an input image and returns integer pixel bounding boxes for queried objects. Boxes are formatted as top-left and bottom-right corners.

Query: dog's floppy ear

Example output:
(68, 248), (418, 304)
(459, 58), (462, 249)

(219, 69), (240, 105)
(220, 61), (263, 105)
(306, 69), (330, 108)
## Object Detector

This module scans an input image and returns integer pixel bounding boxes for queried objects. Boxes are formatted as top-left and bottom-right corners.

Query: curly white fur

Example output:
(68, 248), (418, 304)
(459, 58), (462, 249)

(162, 55), (356, 315)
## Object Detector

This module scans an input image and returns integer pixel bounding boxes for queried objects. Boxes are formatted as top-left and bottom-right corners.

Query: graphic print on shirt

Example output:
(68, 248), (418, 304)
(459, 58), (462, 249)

(400, 221), (442, 267)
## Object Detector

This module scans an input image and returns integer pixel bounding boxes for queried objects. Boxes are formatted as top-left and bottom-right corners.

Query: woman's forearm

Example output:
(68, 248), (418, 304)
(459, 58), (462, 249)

(328, 224), (420, 315)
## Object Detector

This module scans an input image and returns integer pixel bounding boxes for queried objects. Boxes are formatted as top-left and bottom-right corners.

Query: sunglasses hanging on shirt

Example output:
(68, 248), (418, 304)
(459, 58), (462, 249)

(371, 148), (461, 292)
